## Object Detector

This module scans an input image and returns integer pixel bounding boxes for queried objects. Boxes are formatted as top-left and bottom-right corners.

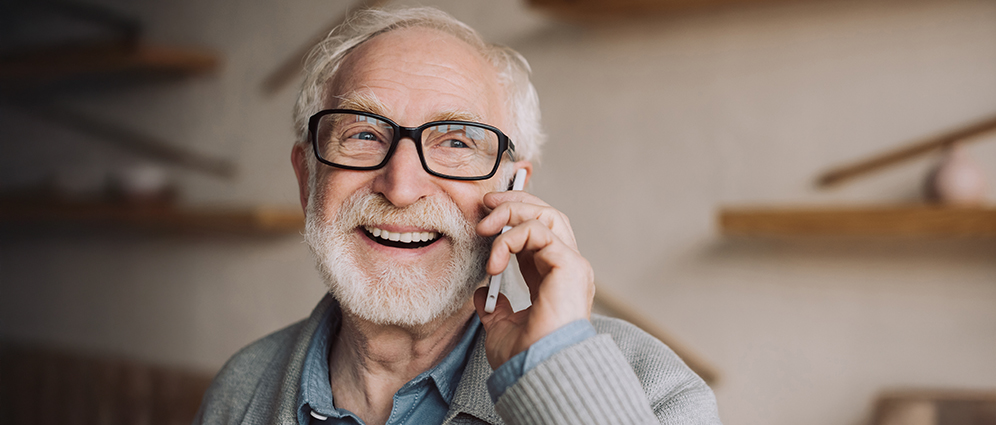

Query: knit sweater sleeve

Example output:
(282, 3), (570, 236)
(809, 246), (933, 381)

(492, 316), (722, 425)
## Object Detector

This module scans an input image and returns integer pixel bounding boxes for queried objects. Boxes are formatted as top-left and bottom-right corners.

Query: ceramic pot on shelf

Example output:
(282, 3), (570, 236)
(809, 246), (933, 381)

(923, 143), (989, 206)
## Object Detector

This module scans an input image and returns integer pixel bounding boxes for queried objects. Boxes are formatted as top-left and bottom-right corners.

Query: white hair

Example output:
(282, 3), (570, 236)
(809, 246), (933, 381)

(292, 6), (545, 167)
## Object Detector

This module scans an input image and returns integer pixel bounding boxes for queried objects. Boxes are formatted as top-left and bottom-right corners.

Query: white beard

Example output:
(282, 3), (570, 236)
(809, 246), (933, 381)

(304, 187), (492, 327)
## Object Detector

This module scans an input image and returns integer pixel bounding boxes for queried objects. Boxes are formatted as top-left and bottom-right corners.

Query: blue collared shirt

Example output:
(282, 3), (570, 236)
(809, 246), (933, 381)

(298, 301), (596, 425)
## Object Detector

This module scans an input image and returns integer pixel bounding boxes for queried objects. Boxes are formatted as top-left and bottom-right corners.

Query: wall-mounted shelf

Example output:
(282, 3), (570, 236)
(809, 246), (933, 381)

(1, 42), (219, 92)
(529, 0), (798, 18)
(719, 205), (996, 237)
(0, 197), (303, 236)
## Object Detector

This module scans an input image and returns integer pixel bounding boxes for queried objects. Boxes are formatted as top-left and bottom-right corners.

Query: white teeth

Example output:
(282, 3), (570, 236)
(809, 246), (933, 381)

(365, 226), (440, 245)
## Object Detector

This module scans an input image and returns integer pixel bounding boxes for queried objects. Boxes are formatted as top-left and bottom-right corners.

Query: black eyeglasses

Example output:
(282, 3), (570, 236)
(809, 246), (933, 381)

(307, 109), (516, 181)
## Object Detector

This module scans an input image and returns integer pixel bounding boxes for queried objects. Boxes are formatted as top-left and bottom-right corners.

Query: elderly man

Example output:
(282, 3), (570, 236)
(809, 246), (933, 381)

(195, 7), (720, 425)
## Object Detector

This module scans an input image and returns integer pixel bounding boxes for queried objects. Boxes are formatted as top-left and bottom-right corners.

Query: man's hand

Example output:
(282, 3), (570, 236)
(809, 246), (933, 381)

(474, 191), (595, 370)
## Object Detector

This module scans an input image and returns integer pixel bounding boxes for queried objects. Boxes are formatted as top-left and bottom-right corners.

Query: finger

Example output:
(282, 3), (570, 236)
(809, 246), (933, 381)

(517, 244), (595, 322)
(483, 191), (551, 209)
(486, 219), (555, 275)
(487, 220), (573, 276)
(478, 203), (577, 250)
(478, 201), (565, 235)
(529, 245), (594, 295)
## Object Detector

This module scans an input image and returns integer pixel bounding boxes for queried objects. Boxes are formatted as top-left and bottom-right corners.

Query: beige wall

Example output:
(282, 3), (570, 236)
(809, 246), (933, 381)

(2, 1), (994, 424)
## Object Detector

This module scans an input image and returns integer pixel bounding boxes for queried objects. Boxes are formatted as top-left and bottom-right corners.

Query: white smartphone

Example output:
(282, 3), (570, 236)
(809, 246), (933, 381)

(484, 168), (528, 313)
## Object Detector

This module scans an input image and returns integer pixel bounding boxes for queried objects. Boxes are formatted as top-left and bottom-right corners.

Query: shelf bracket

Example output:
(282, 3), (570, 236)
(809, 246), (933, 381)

(9, 100), (236, 179)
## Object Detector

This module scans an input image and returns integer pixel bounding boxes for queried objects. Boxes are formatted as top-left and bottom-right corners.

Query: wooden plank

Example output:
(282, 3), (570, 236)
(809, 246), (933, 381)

(0, 42), (219, 90)
(529, 0), (801, 18)
(594, 287), (721, 385)
(878, 389), (996, 402)
(0, 198), (304, 235)
(719, 205), (996, 237)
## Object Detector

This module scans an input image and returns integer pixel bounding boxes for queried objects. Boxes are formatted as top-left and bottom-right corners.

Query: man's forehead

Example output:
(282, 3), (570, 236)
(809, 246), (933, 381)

(325, 27), (505, 127)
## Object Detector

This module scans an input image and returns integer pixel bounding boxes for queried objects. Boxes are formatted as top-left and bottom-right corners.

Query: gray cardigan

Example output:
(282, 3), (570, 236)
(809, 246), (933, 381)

(194, 295), (722, 425)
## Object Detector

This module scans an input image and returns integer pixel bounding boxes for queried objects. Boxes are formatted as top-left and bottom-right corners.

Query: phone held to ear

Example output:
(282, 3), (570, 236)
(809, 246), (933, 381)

(484, 168), (528, 314)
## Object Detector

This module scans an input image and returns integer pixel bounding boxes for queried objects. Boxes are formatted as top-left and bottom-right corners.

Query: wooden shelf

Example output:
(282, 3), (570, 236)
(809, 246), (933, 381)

(872, 389), (996, 425)
(719, 205), (996, 237)
(0, 198), (303, 235)
(0, 42), (219, 91)
(529, 0), (800, 18)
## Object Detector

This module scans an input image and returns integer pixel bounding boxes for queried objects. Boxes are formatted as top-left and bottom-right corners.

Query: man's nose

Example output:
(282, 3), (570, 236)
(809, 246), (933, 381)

(371, 138), (435, 208)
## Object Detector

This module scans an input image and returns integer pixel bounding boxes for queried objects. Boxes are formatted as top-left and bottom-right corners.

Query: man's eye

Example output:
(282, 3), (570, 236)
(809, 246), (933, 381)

(440, 139), (472, 149)
(348, 131), (380, 141)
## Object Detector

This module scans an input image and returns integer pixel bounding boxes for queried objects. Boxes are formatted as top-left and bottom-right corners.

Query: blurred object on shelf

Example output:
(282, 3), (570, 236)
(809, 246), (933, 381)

(108, 163), (176, 206)
(924, 144), (989, 206)
(42, 162), (177, 207)
(872, 389), (996, 425)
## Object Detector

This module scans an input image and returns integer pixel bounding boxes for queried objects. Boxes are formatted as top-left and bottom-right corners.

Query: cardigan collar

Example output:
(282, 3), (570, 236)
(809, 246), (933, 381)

(443, 326), (504, 424)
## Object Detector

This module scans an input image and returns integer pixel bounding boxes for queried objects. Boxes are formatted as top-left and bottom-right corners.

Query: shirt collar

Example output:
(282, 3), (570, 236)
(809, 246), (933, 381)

(427, 313), (481, 403)
(296, 301), (481, 424)
(298, 299), (343, 424)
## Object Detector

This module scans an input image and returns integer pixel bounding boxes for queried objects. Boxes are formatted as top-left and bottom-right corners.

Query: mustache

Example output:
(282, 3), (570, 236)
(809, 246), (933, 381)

(321, 188), (479, 239)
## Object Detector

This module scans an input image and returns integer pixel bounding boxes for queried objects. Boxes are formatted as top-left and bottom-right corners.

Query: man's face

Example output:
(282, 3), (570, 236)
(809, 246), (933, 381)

(300, 27), (517, 327)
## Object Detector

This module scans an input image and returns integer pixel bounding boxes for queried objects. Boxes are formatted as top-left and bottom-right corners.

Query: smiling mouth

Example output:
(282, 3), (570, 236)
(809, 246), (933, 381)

(362, 226), (442, 249)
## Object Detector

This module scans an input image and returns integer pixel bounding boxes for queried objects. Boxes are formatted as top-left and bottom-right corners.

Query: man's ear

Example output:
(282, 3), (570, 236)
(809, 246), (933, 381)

(291, 144), (310, 211)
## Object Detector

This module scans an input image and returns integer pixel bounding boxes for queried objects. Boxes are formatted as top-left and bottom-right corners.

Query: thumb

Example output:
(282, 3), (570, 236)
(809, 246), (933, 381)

(474, 287), (513, 328)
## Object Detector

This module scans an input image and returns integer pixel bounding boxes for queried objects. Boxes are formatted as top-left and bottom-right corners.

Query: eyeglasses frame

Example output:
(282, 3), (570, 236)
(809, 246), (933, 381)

(307, 109), (517, 181)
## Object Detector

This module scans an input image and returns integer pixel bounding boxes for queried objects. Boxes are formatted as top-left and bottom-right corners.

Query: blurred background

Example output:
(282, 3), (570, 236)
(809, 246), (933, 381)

(1, 0), (995, 424)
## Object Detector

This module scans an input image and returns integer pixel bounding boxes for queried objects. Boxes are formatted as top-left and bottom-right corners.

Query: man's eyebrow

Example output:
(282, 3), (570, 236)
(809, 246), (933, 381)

(335, 93), (389, 116)
(430, 110), (485, 123)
